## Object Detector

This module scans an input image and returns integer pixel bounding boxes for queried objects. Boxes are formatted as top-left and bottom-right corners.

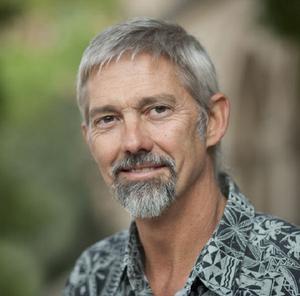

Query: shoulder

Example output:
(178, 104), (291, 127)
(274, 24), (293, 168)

(239, 213), (300, 294)
(63, 230), (129, 296)
(77, 229), (129, 262)
(72, 230), (129, 272)
(250, 213), (300, 258)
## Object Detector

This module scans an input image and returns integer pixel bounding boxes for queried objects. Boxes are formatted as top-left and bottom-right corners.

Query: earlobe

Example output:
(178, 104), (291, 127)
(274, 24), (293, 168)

(206, 93), (230, 148)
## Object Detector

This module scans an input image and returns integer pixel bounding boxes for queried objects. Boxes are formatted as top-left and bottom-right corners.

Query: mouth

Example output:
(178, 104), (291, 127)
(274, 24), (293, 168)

(118, 164), (167, 180)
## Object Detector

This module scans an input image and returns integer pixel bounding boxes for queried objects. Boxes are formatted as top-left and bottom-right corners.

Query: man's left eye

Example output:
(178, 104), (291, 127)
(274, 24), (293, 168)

(154, 106), (168, 113)
(149, 105), (171, 118)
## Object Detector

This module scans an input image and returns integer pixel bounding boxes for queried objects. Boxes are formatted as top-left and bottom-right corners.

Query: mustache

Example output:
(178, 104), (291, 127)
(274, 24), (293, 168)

(111, 151), (176, 178)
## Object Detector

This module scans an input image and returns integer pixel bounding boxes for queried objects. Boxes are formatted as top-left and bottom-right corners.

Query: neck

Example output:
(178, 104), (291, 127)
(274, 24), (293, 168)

(134, 164), (226, 296)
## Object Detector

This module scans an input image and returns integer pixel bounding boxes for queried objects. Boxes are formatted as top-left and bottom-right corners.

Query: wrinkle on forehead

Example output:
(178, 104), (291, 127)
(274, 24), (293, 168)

(88, 93), (178, 122)
(88, 54), (180, 93)
(88, 53), (182, 93)
(84, 53), (198, 124)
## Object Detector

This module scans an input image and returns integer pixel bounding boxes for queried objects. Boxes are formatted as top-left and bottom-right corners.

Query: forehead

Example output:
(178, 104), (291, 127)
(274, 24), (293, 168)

(86, 53), (188, 108)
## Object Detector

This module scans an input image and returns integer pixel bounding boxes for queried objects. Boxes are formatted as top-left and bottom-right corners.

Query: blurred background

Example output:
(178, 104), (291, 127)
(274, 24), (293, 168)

(0, 0), (299, 295)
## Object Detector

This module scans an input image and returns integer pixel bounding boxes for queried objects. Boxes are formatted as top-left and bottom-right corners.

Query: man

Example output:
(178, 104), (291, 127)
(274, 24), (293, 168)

(64, 18), (300, 296)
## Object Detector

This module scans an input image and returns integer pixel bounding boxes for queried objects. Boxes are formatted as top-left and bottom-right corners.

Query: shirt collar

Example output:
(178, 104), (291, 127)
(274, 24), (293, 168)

(121, 174), (255, 295)
(123, 222), (153, 293)
(189, 174), (255, 295)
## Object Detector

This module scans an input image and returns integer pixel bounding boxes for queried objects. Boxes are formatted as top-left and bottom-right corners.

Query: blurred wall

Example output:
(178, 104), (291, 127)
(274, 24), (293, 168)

(120, 0), (300, 224)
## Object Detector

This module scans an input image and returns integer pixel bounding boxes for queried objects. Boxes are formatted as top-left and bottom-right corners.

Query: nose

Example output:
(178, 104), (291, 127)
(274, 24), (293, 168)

(121, 117), (153, 154)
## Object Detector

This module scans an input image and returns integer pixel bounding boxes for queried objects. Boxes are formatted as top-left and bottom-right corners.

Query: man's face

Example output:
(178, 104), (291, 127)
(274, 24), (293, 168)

(84, 54), (209, 218)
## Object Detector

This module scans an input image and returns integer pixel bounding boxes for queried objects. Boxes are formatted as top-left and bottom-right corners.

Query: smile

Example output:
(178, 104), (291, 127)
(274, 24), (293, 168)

(119, 165), (167, 180)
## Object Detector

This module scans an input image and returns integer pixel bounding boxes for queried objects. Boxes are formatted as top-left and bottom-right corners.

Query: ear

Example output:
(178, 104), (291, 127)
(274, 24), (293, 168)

(206, 93), (230, 148)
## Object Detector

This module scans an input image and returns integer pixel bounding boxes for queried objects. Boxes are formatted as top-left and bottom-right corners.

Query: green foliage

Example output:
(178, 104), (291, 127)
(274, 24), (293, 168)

(0, 241), (41, 296)
(260, 0), (300, 43)
(0, 0), (121, 294)
(0, 0), (25, 25)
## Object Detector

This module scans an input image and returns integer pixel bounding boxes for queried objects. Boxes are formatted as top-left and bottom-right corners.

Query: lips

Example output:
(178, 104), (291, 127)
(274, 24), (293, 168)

(117, 164), (167, 181)
(111, 152), (176, 181)
(121, 164), (164, 173)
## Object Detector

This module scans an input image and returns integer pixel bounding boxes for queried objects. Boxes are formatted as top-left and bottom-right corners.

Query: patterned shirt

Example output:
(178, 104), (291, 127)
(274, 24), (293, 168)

(64, 175), (300, 295)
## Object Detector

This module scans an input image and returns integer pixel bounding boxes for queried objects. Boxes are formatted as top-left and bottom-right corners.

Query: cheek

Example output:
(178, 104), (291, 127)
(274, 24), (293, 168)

(151, 118), (200, 150)
(149, 125), (189, 164)
(89, 135), (119, 178)
(151, 125), (179, 148)
(151, 121), (205, 179)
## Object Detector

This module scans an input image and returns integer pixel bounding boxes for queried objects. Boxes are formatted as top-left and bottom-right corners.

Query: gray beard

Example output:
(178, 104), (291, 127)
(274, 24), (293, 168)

(112, 175), (176, 218)
(111, 152), (177, 219)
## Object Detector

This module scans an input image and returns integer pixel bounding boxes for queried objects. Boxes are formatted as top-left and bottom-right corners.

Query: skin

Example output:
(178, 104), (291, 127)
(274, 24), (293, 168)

(83, 53), (230, 296)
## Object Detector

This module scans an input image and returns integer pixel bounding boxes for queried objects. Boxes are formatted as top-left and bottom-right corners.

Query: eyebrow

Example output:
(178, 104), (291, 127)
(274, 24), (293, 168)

(88, 93), (177, 120)
(89, 105), (118, 120)
(136, 94), (176, 109)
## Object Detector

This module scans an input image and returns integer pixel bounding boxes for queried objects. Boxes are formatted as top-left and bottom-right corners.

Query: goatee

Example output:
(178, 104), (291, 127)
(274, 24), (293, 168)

(111, 151), (177, 218)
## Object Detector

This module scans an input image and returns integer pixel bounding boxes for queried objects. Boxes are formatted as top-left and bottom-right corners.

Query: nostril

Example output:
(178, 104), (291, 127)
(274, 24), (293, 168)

(122, 120), (153, 154)
(123, 137), (153, 154)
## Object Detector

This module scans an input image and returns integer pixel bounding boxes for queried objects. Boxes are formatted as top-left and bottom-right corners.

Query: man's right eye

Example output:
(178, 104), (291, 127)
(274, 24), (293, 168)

(94, 115), (117, 128)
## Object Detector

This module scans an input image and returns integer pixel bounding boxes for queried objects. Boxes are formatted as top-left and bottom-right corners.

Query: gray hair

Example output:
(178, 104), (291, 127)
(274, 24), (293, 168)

(77, 17), (221, 176)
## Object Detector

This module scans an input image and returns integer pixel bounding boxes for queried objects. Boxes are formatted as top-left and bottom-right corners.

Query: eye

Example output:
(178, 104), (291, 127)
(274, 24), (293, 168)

(101, 115), (115, 123)
(94, 115), (118, 128)
(148, 105), (172, 119)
